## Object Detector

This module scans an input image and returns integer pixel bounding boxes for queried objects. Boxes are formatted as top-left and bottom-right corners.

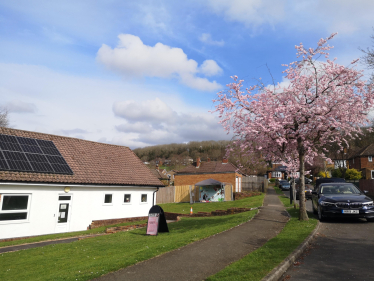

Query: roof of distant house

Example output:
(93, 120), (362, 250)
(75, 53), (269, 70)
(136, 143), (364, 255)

(176, 160), (242, 175)
(0, 127), (164, 187)
(349, 143), (374, 158)
(150, 169), (168, 180)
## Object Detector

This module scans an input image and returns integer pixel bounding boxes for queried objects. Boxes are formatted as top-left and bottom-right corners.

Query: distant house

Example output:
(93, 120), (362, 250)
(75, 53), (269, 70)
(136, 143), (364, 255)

(348, 144), (374, 179)
(150, 167), (169, 186)
(174, 158), (244, 192)
(0, 127), (163, 240)
(267, 164), (299, 179)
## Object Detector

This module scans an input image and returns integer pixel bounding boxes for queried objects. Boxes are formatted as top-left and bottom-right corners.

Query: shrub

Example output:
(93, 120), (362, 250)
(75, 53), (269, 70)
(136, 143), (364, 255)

(345, 168), (362, 180)
(331, 169), (343, 178)
(269, 178), (276, 183)
(318, 171), (330, 178)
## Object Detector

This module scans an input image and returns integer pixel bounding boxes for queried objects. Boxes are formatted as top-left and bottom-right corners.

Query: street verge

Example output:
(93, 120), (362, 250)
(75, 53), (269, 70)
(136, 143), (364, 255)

(206, 193), (318, 281)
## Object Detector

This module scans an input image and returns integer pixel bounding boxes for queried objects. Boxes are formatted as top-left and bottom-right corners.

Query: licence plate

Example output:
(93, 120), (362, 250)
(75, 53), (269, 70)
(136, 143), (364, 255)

(342, 210), (359, 214)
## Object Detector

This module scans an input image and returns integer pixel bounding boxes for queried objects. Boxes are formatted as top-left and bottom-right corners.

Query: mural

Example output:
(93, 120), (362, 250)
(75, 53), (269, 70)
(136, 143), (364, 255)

(199, 185), (224, 202)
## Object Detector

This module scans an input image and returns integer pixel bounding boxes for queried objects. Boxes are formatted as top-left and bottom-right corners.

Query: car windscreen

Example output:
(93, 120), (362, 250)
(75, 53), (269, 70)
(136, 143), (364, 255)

(320, 184), (361, 195)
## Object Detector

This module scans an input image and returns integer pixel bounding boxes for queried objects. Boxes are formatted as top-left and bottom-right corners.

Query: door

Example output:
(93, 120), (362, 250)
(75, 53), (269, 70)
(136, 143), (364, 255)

(55, 195), (72, 233)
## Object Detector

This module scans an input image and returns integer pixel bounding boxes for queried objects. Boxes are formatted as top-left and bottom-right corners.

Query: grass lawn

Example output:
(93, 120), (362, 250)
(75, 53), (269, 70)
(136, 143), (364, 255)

(0, 194), (264, 249)
(0, 220), (147, 248)
(160, 193), (264, 214)
(206, 189), (318, 281)
(0, 196), (264, 281)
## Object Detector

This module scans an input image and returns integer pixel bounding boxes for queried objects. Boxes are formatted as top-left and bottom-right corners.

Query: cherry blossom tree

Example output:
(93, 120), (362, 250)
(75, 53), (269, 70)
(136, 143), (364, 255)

(214, 33), (374, 220)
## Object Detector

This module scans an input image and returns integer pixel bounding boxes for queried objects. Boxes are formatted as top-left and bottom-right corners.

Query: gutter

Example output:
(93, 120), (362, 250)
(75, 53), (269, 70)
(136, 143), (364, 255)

(153, 187), (159, 206)
(0, 182), (160, 189)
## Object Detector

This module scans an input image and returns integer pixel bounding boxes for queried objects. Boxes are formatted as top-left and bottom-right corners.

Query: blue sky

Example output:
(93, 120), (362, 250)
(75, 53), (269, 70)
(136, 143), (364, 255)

(1, 0), (373, 149)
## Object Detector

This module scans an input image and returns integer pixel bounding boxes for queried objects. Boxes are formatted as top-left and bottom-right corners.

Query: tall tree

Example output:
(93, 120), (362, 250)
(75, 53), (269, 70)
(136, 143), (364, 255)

(214, 33), (374, 220)
(360, 29), (374, 83)
(0, 107), (9, 127)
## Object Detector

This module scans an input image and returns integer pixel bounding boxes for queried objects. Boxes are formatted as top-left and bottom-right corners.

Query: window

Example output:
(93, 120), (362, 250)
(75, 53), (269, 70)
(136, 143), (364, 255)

(0, 194), (30, 222)
(371, 170), (374, 179)
(124, 194), (131, 203)
(141, 194), (147, 203)
(369, 156), (373, 162)
(104, 194), (112, 204)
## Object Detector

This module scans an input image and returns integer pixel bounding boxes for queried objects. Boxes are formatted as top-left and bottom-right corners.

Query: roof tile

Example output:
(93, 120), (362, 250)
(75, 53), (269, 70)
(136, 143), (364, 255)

(0, 127), (163, 186)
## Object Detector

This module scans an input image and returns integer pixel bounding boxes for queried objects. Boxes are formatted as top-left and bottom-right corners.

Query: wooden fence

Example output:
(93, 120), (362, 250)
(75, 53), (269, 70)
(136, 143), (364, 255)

(241, 176), (267, 193)
(156, 184), (234, 204)
(156, 186), (175, 204)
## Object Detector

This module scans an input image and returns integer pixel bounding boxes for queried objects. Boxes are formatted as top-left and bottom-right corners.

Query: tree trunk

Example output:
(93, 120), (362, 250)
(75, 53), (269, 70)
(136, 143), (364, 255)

(298, 142), (309, 221)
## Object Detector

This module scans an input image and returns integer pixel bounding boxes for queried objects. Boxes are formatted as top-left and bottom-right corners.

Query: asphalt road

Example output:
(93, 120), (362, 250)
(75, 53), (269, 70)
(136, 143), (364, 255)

(280, 190), (374, 281)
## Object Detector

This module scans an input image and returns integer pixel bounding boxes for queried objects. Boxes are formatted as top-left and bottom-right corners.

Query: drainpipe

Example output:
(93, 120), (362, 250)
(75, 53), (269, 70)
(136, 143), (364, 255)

(153, 187), (159, 206)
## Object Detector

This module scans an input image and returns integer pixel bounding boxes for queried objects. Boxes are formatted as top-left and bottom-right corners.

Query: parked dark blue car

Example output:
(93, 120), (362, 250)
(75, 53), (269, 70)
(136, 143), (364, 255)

(312, 182), (374, 222)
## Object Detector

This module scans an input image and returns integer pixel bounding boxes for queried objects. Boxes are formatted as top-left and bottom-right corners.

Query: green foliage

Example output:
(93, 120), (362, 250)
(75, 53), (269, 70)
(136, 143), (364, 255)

(269, 178), (276, 183)
(331, 169), (343, 178)
(318, 171), (330, 178)
(273, 186), (283, 195)
(345, 168), (362, 180)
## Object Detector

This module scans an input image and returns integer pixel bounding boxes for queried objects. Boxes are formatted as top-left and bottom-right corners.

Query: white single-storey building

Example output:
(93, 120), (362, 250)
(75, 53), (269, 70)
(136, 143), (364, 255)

(0, 127), (164, 240)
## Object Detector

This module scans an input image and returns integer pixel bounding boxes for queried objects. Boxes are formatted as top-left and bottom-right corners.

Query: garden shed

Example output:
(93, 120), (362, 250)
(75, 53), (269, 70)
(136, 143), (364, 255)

(195, 179), (231, 202)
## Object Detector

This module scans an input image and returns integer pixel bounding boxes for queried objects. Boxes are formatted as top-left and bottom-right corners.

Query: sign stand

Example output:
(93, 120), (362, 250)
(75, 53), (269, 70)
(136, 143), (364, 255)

(146, 205), (169, 236)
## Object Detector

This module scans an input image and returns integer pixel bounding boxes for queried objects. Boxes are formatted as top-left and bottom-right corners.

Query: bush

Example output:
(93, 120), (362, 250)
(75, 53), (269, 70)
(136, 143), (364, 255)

(345, 168), (362, 180)
(269, 178), (276, 183)
(317, 171), (330, 178)
(331, 169), (343, 178)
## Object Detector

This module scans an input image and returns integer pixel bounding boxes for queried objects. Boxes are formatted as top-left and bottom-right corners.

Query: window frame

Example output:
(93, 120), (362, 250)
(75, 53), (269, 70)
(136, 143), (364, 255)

(123, 194), (131, 204)
(141, 194), (148, 203)
(371, 170), (374, 179)
(0, 194), (31, 224)
(369, 156), (373, 162)
(103, 193), (113, 206)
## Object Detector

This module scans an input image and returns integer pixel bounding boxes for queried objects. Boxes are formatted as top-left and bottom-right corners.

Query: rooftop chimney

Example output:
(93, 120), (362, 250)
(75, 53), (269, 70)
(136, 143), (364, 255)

(207, 157), (211, 162)
(196, 157), (201, 168)
(222, 158), (228, 164)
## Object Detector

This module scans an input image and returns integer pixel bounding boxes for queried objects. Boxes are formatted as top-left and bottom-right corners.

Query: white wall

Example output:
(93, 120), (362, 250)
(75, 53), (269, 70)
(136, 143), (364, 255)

(0, 184), (156, 240)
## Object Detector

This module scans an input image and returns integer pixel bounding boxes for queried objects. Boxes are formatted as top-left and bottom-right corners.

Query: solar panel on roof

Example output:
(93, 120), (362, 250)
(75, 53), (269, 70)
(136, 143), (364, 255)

(0, 133), (73, 175)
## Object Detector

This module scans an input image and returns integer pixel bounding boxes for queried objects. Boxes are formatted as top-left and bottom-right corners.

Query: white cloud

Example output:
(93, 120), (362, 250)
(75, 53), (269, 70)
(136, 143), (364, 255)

(113, 98), (177, 123)
(113, 98), (231, 146)
(115, 122), (152, 134)
(207, 0), (286, 28)
(206, 0), (374, 38)
(6, 100), (37, 113)
(199, 33), (224, 46)
(0, 63), (230, 149)
(199, 60), (223, 77)
(96, 34), (222, 91)
(60, 128), (88, 135)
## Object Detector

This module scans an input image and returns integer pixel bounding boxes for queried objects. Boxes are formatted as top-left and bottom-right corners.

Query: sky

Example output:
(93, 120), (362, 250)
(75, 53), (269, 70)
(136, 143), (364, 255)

(1, 0), (374, 149)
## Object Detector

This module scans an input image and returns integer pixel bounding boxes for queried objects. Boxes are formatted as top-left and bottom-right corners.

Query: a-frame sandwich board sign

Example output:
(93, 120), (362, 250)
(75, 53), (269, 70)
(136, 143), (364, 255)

(146, 205), (169, 236)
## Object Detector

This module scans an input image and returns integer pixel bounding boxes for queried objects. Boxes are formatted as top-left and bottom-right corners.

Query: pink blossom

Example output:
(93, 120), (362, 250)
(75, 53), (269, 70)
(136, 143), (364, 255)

(213, 33), (374, 220)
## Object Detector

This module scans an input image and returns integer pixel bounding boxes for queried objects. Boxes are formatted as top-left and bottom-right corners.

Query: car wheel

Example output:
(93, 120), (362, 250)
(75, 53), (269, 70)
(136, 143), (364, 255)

(367, 217), (374, 222)
(312, 202), (317, 214)
(318, 206), (324, 221)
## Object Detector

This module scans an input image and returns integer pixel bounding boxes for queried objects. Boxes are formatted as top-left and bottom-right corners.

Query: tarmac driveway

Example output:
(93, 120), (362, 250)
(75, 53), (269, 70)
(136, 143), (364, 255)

(281, 190), (374, 281)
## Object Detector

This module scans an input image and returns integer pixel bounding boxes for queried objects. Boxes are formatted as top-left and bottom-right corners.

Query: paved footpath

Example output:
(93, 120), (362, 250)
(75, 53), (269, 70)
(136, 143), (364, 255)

(93, 187), (289, 281)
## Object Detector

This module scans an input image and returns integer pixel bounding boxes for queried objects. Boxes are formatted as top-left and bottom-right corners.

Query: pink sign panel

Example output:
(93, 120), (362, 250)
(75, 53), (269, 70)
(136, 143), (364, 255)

(146, 214), (160, 235)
